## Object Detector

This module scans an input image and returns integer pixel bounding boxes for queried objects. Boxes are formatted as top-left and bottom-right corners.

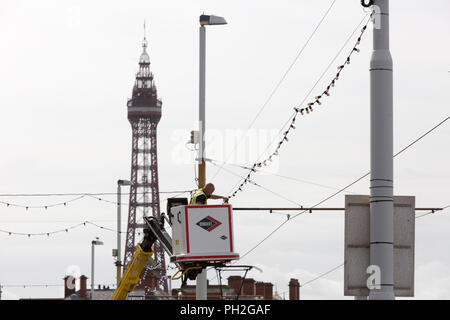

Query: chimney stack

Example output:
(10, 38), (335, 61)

(63, 276), (76, 298)
(227, 276), (243, 296)
(255, 281), (265, 299)
(289, 278), (300, 300)
(242, 278), (255, 297)
(263, 282), (273, 300)
(79, 275), (88, 298)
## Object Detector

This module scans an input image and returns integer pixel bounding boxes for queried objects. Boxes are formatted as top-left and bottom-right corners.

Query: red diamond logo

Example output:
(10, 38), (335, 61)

(196, 216), (222, 232)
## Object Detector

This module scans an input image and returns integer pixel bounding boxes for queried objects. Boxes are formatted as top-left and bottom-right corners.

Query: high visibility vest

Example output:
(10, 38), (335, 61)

(190, 188), (207, 205)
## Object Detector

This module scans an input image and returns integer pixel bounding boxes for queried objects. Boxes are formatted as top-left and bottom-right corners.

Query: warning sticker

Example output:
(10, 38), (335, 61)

(196, 216), (222, 232)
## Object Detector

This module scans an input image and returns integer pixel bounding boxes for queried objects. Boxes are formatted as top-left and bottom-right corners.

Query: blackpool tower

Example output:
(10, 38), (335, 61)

(123, 35), (168, 295)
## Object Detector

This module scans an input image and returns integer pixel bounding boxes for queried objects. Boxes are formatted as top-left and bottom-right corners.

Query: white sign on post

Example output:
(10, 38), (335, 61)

(344, 195), (415, 297)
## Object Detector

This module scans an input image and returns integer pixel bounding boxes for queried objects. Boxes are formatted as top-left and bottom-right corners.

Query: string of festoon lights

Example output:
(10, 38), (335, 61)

(228, 13), (373, 200)
(0, 194), (127, 209)
(0, 195), (87, 210)
(0, 218), (178, 238)
(0, 191), (191, 210)
(0, 283), (118, 289)
(0, 220), (124, 237)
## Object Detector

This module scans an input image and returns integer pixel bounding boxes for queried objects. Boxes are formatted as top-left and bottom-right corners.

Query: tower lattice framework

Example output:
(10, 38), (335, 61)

(123, 36), (168, 296)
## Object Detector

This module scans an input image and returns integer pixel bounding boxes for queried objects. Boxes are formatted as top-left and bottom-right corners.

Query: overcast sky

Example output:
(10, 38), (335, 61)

(0, 0), (449, 300)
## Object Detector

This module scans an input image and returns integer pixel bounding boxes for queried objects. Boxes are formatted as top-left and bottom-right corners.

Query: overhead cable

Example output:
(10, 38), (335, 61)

(210, 0), (339, 181)
(237, 116), (450, 261)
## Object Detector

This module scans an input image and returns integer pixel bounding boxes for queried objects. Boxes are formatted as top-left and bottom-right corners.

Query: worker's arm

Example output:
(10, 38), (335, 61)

(209, 194), (229, 202)
(111, 230), (155, 300)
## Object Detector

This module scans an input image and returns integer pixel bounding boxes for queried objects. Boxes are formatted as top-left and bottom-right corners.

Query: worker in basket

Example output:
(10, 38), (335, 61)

(190, 183), (229, 205)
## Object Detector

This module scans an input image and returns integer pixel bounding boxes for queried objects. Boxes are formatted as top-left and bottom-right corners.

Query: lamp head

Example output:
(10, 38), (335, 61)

(200, 14), (227, 26)
(118, 179), (132, 186)
(92, 239), (104, 246)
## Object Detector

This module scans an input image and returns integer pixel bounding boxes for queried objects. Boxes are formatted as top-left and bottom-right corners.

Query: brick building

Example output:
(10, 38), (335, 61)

(171, 276), (300, 300)
(63, 274), (114, 300)
(19, 274), (300, 300)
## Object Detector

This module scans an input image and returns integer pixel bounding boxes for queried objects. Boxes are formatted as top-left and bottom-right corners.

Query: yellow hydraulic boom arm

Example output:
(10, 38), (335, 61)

(111, 215), (199, 300)
(111, 230), (155, 300)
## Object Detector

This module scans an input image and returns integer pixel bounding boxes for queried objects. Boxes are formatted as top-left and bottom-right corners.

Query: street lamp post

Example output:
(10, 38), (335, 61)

(91, 238), (104, 300)
(369, 0), (395, 300)
(198, 14), (227, 188)
(197, 13), (227, 301)
(116, 179), (131, 286)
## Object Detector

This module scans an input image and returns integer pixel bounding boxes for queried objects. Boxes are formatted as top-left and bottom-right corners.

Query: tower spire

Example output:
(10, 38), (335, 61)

(139, 21), (150, 66)
(144, 20), (146, 38)
(143, 20), (148, 50)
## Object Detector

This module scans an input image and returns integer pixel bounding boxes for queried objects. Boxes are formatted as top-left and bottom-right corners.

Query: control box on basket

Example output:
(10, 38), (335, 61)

(170, 204), (239, 264)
